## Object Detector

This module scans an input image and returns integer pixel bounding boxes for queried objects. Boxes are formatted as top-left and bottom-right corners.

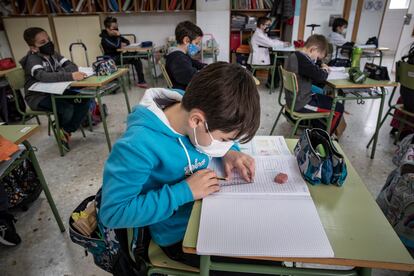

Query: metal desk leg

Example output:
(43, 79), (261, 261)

(358, 267), (372, 276)
(120, 75), (131, 113)
(200, 255), (211, 276)
(379, 50), (383, 66)
(370, 87), (386, 159)
(23, 140), (65, 232)
(150, 51), (157, 85)
(96, 92), (112, 151)
(326, 89), (338, 133)
(51, 95), (65, 157)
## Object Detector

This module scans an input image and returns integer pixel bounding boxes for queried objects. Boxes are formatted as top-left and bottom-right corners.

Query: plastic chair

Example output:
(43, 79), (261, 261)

(270, 66), (331, 137)
(249, 39), (277, 94)
(159, 57), (173, 89)
(5, 68), (53, 136)
(367, 61), (414, 146)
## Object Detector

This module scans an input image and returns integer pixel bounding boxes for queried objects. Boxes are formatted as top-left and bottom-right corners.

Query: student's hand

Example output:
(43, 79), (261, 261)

(121, 42), (127, 48)
(321, 64), (330, 72)
(222, 150), (255, 182)
(72, 72), (87, 81)
(283, 42), (290, 47)
(186, 169), (220, 200)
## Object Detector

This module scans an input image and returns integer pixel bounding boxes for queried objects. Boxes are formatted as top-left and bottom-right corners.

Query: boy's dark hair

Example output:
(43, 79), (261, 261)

(175, 21), (203, 44)
(332, 18), (348, 32)
(257, 16), (271, 27)
(304, 34), (329, 54)
(23, 27), (46, 46)
(104, 16), (117, 28)
(182, 62), (260, 143)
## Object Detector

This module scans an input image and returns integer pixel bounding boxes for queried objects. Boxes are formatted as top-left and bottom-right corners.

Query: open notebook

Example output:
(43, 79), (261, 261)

(197, 136), (334, 258)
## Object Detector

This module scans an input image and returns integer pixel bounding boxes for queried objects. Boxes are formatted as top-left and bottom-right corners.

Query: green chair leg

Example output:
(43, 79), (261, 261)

(35, 115), (41, 125)
(270, 107), (284, 135)
(269, 67), (275, 94)
(47, 116), (51, 136)
(80, 126), (86, 138)
(21, 115), (26, 125)
(366, 107), (393, 148)
(23, 140), (65, 232)
(290, 120), (301, 137)
(97, 94), (112, 151)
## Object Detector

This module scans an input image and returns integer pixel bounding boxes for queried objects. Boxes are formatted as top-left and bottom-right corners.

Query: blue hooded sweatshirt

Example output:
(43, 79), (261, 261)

(99, 88), (235, 246)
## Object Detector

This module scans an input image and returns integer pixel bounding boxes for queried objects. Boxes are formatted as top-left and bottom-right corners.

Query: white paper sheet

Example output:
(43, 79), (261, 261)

(78, 67), (95, 77)
(240, 136), (291, 156)
(327, 71), (349, 80)
(28, 81), (72, 95)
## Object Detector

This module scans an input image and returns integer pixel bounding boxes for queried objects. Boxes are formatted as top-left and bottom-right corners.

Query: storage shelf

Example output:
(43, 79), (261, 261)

(231, 9), (271, 12)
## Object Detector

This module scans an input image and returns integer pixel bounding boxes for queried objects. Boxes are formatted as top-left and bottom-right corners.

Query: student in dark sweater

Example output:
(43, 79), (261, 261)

(100, 16), (148, 88)
(166, 21), (207, 91)
(20, 27), (90, 151)
(284, 34), (345, 135)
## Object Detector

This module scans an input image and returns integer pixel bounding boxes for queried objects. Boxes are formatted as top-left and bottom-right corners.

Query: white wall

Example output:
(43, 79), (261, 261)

(291, 0), (301, 41)
(0, 31), (12, 59)
(116, 13), (196, 47)
(304, 0), (344, 39)
(356, 0), (386, 44)
(378, 6), (408, 52)
(196, 0), (230, 62)
(394, 0), (414, 65)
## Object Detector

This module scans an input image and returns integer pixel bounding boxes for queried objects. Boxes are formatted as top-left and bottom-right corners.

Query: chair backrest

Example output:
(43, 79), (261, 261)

(5, 67), (26, 115)
(122, 33), (137, 44)
(397, 61), (414, 90)
(159, 57), (173, 89)
(69, 42), (89, 67)
(279, 66), (299, 111)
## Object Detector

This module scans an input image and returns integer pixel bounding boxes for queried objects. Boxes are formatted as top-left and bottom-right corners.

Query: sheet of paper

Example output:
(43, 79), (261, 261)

(197, 196), (334, 258)
(272, 45), (296, 52)
(328, 66), (345, 72)
(327, 71), (349, 80)
(28, 81), (72, 95)
(240, 136), (291, 156)
(125, 43), (141, 48)
(209, 155), (309, 196)
(78, 67), (95, 77)
(355, 44), (376, 49)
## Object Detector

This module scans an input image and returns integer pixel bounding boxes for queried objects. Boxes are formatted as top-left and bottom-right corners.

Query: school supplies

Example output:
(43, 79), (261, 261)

(327, 67), (349, 80)
(197, 136), (334, 258)
(28, 81), (72, 95)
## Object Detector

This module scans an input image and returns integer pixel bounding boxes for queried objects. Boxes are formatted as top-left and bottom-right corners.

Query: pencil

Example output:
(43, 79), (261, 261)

(216, 177), (227, 181)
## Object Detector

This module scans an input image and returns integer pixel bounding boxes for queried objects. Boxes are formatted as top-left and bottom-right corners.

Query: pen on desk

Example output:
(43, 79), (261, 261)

(215, 177), (227, 181)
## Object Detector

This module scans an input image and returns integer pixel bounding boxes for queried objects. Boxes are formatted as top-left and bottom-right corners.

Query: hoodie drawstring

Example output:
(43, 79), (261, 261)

(178, 137), (193, 175)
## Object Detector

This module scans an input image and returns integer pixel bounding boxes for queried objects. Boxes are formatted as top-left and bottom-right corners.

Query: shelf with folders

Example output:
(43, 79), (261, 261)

(8, 0), (196, 15)
(231, 0), (274, 10)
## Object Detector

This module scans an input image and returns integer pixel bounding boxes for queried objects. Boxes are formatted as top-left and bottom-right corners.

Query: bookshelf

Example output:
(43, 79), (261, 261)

(8, 0), (196, 16)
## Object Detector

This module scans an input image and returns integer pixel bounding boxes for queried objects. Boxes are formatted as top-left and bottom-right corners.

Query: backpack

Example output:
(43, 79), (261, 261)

(377, 134), (414, 255)
(1, 85), (26, 123)
(1, 149), (42, 211)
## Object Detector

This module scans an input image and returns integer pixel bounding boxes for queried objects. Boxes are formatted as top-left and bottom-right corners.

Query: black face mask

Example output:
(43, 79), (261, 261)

(39, 41), (55, 55)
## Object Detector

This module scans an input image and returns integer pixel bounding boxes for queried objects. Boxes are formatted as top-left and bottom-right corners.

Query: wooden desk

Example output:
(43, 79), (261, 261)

(326, 78), (398, 159)
(0, 125), (65, 232)
(52, 69), (130, 156)
(183, 138), (414, 275)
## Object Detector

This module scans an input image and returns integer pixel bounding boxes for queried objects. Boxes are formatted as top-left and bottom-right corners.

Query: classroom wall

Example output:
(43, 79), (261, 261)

(378, 5), (408, 53)
(355, 0), (386, 44)
(0, 31), (12, 59)
(195, 0), (230, 62)
(393, 0), (414, 65)
(116, 13), (196, 47)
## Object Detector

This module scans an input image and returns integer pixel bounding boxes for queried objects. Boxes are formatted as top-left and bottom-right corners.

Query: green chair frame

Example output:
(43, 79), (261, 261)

(367, 61), (414, 147)
(249, 40), (277, 94)
(5, 68), (52, 136)
(159, 57), (173, 89)
(270, 66), (331, 137)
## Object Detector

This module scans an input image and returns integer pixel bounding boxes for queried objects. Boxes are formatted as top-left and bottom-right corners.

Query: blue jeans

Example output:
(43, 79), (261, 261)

(38, 91), (90, 133)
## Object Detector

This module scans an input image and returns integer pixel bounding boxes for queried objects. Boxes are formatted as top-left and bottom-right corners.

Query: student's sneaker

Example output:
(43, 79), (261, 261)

(136, 82), (149, 89)
(0, 213), (21, 247)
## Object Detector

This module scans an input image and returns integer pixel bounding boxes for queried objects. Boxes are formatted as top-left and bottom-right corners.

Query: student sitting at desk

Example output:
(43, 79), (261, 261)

(100, 16), (148, 88)
(328, 18), (351, 59)
(20, 27), (90, 151)
(166, 21), (207, 91)
(249, 16), (289, 88)
(285, 34), (345, 135)
(99, 63), (278, 273)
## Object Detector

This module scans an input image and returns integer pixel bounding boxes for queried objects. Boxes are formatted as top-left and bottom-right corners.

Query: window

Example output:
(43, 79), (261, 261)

(389, 0), (410, 9)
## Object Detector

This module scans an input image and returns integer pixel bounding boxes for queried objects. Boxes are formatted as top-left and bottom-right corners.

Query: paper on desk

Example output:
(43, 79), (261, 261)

(329, 67), (345, 72)
(327, 71), (349, 80)
(240, 136), (291, 156)
(125, 43), (141, 48)
(28, 81), (72, 95)
(355, 44), (376, 49)
(78, 67), (95, 77)
(272, 45), (296, 52)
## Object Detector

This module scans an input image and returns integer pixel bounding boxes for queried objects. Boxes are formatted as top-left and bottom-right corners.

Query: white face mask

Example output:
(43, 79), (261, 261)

(342, 28), (347, 35)
(193, 122), (234, 158)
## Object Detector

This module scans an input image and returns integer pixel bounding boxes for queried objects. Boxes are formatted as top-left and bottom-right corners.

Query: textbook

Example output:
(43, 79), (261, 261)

(197, 136), (334, 258)
(28, 81), (72, 95)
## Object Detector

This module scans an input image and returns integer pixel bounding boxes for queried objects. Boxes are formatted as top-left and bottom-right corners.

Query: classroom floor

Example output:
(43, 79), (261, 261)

(0, 57), (412, 276)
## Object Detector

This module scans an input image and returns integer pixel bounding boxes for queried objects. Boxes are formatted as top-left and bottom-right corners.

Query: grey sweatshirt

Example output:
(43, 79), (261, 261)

(19, 51), (78, 109)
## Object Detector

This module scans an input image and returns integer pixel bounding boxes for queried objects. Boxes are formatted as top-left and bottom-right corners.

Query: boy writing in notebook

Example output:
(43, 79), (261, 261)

(284, 34), (345, 135)
(99, 62), (262, 270)
(20, 27), (90, 151)
(166, 21), (207, 90)
(100, 16), (148, 88)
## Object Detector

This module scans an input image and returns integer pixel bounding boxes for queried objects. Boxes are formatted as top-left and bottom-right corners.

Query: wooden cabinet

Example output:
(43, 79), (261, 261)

(3, 17), (54, 63)
(53, 15), (102, 67)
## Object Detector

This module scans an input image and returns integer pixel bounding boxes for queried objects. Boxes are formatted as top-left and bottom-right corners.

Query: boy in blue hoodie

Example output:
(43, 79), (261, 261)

(99, 62), (261, 269)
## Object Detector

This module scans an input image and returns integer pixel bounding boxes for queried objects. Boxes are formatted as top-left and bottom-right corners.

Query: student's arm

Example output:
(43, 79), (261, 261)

(55, 53), (78, 72)
(99, 138), (194, 229)
(120, 36), (130, 46)
(255, 33), (285, 48)
(101, 36), (121, 51)
(191, 58), (207, 70)
(297, 53), (328, 83)
(25, 55), (74, 83)
(168, 55), (198, 86)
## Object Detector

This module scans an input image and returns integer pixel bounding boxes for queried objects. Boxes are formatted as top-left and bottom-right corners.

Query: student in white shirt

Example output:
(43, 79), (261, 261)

(328, 18), (349, 59)
(249, 16), (289, 87)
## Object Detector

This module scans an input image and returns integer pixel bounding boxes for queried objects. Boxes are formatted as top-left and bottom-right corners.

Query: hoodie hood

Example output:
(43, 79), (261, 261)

(167, 46), (186, 55)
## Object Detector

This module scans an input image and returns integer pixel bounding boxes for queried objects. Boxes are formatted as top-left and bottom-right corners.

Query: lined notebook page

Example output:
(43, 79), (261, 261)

(209, 155), (309, 196)
(239, 136), (291, 156)
(197, 195), (334, 258)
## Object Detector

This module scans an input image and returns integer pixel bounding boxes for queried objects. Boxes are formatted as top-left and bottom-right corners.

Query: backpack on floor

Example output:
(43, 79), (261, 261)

(1, 149), (42, 211)
(377, 134), (414, 255)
